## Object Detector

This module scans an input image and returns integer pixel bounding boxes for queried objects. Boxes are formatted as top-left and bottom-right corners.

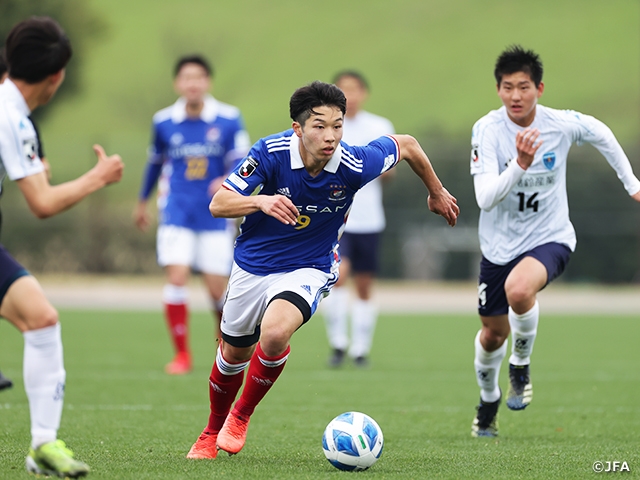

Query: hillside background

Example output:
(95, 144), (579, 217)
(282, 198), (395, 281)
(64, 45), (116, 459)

(1, 0), (639, 282)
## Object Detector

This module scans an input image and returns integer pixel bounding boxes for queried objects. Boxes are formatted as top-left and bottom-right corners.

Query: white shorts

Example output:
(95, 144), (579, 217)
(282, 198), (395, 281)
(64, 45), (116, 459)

(221, 262), (338, 346)
(157, 224), (234, 276)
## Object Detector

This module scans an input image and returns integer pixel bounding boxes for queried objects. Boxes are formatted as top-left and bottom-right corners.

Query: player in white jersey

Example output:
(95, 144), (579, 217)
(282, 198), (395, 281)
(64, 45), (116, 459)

(0, 17), (124, 477)
(469, 45), (640, 438)
(323, 71), (395, 368)
(185, 81), (459, 459)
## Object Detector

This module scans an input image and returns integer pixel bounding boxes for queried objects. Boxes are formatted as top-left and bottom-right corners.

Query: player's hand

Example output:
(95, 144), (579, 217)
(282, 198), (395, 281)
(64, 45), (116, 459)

(427, 187), (459, 227)
(92, 144), (124, 185)
(632, 190), (640, 203)
(258, 194), (299, 226)
(515, 128), (542, 170)
(133, 200), (151, 231)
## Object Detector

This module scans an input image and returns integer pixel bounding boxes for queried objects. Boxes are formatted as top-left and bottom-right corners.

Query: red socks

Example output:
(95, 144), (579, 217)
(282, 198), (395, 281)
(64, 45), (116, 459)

(206, 358), (245, 433)
(164, 303), (189, 354)
(233, 343), (290, 418)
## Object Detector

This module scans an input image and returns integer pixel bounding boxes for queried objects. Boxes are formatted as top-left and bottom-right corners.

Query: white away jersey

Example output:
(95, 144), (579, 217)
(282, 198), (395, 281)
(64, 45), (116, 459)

(342, 111), (395, 233)
(223, 129), (400, 275)
(471, 104), (640, 265)
(0, 80), (45, 194)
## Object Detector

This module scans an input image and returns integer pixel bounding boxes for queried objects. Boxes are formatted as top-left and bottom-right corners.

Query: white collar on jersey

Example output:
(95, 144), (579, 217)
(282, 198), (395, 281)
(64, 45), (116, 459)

(171, 94), (219, 123)
(1, 79), (31, 116)
(289, 132), (341, 173)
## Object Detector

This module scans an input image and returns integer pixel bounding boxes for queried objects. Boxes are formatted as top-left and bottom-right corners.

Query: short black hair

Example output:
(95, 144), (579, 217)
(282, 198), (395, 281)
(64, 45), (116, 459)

(174, 55), (213, 78)
(494, 45), (543, 87)
(4, 16), (72, 84)
(289, 81), (346, 125)
(332, 70), (369, 91)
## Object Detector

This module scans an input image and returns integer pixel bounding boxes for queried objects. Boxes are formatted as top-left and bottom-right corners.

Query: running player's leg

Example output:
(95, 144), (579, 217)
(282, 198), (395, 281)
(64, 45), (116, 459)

(1, 273), (89, 477)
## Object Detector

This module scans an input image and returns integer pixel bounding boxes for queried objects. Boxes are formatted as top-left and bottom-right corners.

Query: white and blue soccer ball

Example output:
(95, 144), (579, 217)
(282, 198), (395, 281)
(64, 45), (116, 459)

(322, 411), (384, 471)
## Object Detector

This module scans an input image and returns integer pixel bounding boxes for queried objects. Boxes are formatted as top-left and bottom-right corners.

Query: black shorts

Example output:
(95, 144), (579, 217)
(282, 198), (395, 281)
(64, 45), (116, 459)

(339, 232), (380, 274)
(477, 242), (571, 316)
(0, 244), (30, 306)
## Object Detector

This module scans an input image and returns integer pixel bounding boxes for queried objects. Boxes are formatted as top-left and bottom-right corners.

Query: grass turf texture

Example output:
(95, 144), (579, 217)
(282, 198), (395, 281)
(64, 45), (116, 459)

(0, 310), (638, 479)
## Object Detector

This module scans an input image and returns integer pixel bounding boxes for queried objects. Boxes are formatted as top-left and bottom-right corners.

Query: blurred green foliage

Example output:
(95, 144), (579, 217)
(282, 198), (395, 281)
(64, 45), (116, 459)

(1, 0), (639, 281)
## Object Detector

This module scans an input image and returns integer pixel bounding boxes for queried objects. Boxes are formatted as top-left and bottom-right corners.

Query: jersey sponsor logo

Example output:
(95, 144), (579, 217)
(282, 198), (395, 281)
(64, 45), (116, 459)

(169, 142), (224, 158)
(516, 171), (556, 190)
(328, 184), (347, 202)
(206, 127), (221, 142)
(239, 156), (258, 178)
(22, 138), (38, 163)
(295, 204), (349, 214)
(543, 152), (556, 170)
(471, 144), (479, 162)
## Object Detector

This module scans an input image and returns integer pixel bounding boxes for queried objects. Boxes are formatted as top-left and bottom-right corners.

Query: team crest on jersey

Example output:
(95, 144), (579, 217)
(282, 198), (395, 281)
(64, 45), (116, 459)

(22, 138), (38, 163)
(206, 127), (221, 142)
(328, 184), (347, 202)
(170, 133), (184, 146)
(471, 144), (479, 162)
(239, 157), (259, 177)
(543, 152), (556, 170)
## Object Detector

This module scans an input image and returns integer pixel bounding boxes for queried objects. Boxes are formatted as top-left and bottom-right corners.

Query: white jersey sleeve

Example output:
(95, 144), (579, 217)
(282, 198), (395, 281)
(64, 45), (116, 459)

(562, 111), (640, 196)
(0, 97), (45, 188)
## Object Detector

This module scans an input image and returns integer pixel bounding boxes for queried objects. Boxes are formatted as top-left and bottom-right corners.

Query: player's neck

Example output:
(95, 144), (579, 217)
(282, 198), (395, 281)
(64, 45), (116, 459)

(11, 79), (44, 111)
(185, 100), (204, 118)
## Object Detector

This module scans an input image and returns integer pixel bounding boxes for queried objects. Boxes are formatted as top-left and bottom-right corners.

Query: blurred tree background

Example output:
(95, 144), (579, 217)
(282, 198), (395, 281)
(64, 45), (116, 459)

(1, 0), (639, 283)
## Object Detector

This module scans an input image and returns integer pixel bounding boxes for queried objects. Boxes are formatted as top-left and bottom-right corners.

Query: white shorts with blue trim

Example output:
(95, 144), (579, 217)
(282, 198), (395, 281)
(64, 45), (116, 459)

(221, 262), (338, 339)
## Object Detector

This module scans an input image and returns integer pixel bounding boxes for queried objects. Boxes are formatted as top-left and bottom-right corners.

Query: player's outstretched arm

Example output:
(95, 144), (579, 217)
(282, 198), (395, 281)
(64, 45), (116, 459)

(210, 187), (299, 225)
(16, 144), (124, 219)
(392, 134), (459, 227)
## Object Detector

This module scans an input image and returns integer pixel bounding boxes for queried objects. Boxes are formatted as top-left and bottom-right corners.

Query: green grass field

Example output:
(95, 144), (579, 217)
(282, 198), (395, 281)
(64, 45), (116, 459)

(1, 310), (638, 479)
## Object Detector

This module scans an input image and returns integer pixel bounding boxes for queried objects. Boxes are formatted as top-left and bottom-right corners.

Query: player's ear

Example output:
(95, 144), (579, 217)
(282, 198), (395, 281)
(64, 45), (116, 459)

(292, 121), (303, 138)
(537, 81), (544, 97)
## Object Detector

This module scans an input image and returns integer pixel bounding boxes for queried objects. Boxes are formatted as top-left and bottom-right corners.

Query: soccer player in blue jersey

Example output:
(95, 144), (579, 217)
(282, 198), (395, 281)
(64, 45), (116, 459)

(0, 17), (124, 477)
(134, 55), (250, 375)
(186, 80), (459, 459)
(469, 46), (640, 438)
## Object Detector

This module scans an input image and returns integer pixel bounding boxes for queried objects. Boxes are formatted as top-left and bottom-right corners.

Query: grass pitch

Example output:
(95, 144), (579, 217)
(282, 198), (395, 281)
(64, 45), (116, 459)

(0, 309), (638, 479)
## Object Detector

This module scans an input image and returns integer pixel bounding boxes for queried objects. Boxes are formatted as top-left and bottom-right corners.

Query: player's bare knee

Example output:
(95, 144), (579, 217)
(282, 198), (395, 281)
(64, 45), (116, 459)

(505, 285), (535, 311)
(26, 305), (59, 331)
(482, 326), (508, 350)
(258, 328), (290, 357)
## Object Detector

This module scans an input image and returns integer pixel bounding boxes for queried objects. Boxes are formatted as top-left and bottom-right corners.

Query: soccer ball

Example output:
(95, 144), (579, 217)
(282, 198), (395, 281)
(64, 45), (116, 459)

(322, 411), (384, 471)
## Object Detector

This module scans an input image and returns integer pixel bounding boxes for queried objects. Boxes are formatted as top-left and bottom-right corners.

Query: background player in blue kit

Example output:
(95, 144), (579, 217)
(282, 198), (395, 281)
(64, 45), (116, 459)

(134, 55), (250, 375)
(186, 80), (459, 459)
(470, 46), (640, 438)
(0, 17), (124, 477)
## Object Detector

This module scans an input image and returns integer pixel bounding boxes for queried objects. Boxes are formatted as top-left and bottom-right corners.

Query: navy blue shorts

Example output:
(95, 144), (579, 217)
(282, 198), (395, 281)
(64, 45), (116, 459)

(339, 232), (380, 274)
(477, 242), (571, 316)
(0, 244), (30, 306)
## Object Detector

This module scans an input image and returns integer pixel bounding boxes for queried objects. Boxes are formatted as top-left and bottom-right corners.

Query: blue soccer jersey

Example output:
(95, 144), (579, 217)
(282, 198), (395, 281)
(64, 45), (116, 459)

(222, 129), (400, 275)
(139, 95), (250, 231)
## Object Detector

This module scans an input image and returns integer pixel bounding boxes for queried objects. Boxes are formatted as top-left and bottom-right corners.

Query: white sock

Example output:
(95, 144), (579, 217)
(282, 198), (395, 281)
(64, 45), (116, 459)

(474, 330), (506, 403)
(348, 299), (377, 358)
(508, 301), (539, 366)
(323, 287), (349, 351)
(162, 284), (188, 305)
(23, 323), (66, 449)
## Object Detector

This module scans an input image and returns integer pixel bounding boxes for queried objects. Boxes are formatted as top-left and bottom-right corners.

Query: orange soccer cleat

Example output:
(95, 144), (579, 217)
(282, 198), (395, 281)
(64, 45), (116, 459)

(216, 412), (250, 455)
(186, 431), (218, 459)
(165, 352), (192, 375)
